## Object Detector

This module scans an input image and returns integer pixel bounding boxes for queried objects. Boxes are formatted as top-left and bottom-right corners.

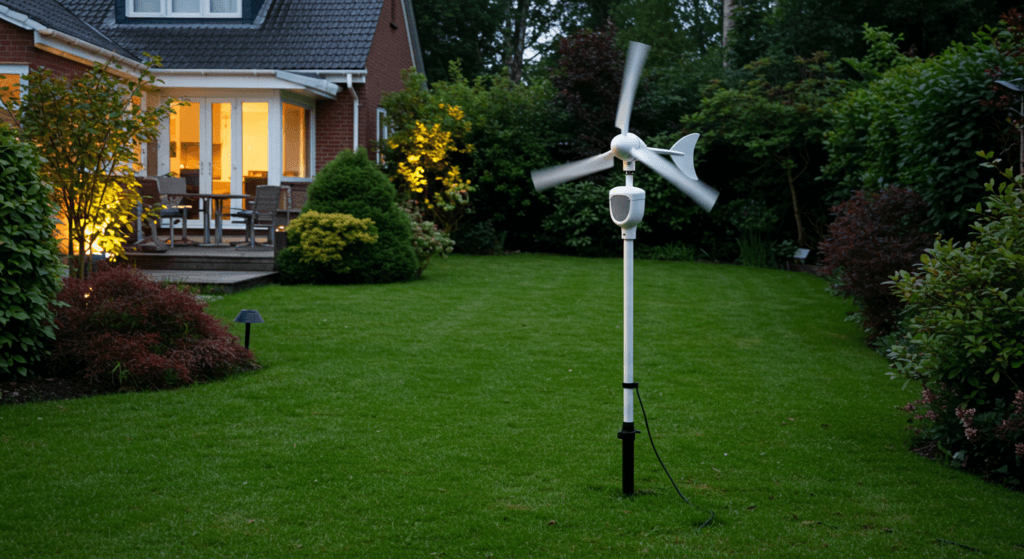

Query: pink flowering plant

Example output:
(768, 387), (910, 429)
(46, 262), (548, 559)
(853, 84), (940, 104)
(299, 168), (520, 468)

(402, 201), (455, 278)
(888, 158), (1024, 485)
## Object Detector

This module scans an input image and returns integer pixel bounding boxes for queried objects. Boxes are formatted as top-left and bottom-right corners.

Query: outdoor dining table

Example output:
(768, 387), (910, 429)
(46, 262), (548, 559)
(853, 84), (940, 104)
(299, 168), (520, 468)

(191, 193), (253, 246)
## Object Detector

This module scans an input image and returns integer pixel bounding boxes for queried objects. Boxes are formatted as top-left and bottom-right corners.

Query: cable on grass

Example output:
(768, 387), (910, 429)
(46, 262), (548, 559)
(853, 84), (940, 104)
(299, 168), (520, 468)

(635, 385), (714, 530)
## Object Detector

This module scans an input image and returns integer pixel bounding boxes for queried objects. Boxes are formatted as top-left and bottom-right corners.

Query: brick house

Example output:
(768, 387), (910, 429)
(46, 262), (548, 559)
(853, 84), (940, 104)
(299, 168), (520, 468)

(0, 0), (423, 228)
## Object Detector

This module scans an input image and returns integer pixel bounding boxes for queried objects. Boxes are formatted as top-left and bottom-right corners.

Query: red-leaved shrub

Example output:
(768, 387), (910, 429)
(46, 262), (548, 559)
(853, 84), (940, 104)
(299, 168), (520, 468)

(45, 265), (255, 387)
(819, 186), (931, 339)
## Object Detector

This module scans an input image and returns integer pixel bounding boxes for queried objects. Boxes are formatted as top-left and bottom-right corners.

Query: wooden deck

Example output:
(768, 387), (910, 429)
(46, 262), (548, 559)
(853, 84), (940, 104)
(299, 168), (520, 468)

(124, 236), (278, 293)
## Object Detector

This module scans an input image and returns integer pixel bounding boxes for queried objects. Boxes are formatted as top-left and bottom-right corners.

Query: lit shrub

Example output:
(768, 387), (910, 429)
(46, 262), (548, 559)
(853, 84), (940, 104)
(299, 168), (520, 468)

(0, 127), (63, 377)
(888, 167), (1024, 485)
(819, 186), (931, 339)
(402, 201), (454, 278)
(304, 149), (417, 283)
(276, 211), (377, 284)
(45, 265), (255, 388)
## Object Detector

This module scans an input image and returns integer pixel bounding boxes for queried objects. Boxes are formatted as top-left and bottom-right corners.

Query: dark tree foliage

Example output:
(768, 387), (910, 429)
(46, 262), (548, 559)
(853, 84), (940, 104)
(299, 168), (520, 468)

(551, 23), (627, 159)
(728, 0), (1016, 75)
(300, 149), (417, 284)
(413, 0), (503, 82)
(818, 186), (931, 340)
(982, 9), (1024, 174)
(613, 0), (723, 65)
(45, 265), (255, 388)
(413, 0), (558, 83)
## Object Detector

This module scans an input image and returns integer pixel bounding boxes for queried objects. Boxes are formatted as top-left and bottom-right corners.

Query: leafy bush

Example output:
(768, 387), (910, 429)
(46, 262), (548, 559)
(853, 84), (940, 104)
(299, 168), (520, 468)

(453, 219), (505, 255)
(402, 202), (454, 278)
(819, 186), (931, 339)
(44, 265), (255, 388)
(0, 127), (63, 377)
(304, 149), (417, 283)
(276, 212), (377, 284)
(538, 180), (619, 257)
(888, 167), (1024, 484)
(636, 242), (695, 262)
(381, 65), (561, 250)
(823, 24), (1020, 236)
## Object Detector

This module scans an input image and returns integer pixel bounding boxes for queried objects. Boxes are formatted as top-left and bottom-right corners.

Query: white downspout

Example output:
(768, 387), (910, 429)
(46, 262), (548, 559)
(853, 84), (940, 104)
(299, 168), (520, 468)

(347, 73), (360, 151)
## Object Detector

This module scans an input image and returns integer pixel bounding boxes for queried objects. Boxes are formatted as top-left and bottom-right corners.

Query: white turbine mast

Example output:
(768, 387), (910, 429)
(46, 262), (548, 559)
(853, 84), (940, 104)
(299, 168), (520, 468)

(530, 41), (719, 495)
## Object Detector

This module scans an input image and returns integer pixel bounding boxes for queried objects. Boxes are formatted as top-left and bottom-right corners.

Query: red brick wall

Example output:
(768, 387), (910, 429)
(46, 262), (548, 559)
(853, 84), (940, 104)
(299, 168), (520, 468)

(314, 0), (418, 171)
(0, 20), (92, 77)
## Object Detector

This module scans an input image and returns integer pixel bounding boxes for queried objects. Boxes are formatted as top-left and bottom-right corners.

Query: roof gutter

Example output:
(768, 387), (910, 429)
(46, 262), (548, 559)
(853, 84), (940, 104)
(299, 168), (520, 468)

(35, 28), (147, 77)
(152, 68), (340, 99)
(0, 4), (145, 78)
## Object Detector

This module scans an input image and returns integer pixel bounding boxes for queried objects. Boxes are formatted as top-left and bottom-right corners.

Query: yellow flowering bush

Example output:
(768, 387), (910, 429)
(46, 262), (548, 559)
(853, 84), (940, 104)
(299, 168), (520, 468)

(387, 103), (473, 233)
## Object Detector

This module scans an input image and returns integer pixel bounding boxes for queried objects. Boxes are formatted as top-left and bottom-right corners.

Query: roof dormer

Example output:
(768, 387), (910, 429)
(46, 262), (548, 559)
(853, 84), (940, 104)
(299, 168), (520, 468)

(120, 0), (267, 22)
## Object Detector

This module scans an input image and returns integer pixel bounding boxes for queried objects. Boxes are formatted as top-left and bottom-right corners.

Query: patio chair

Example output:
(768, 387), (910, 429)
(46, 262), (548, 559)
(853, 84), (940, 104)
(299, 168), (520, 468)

(280, 184), (307, 225)
(232, 185), (281, 250)
(155, 177), (191, 248)
(133, 178), (167, 251)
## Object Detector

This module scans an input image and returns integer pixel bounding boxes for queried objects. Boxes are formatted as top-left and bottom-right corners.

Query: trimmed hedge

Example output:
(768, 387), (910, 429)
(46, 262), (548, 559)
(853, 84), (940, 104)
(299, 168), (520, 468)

(0, 126), (63, 377)
(292, 149), (417, 283)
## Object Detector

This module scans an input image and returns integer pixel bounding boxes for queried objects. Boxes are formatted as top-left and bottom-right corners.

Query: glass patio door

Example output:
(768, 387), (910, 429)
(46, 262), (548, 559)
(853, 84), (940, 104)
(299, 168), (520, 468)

(168, 98), (241, 220)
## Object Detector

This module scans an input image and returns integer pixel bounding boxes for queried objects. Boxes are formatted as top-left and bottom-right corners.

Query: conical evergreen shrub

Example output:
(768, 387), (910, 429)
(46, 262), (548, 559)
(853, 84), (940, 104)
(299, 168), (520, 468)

(278, 148), (416, 284)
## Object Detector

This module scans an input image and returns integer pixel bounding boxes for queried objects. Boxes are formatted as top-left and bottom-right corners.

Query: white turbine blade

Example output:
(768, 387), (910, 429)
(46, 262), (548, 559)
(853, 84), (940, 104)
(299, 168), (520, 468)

(669, 133), (700, 181)
(531, 151), (616, 191)
(614, 42), (650, 134)
(632, 147), (718, 212)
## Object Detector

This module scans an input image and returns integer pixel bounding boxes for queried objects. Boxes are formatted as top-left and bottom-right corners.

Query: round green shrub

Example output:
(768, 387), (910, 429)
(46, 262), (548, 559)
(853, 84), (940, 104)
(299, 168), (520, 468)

(0, 126), (63, 377)
(889, 167), (1024, 485)
(277, 211), (378, 284)
(303, 149), (417, 283)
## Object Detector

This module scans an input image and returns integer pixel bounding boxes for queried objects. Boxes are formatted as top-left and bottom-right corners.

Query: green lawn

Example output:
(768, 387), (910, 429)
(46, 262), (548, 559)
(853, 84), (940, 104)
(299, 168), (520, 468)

(1, 254), (1021, 557)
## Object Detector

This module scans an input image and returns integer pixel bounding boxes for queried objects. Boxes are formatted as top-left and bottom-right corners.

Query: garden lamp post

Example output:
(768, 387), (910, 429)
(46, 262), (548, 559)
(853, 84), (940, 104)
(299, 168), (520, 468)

(233, 309), (264, 349)
(995, 79), (1024, 176)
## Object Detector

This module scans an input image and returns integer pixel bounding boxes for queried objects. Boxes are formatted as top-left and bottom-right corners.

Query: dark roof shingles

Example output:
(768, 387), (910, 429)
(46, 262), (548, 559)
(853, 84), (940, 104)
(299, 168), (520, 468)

(0, 0), (136, 59)
(62, 0), (382, 70)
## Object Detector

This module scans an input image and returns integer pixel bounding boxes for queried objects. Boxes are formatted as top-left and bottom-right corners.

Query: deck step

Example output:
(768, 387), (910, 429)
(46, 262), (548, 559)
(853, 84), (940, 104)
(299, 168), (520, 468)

(124, 246), (276, 272)
(138, 270), (278, 294)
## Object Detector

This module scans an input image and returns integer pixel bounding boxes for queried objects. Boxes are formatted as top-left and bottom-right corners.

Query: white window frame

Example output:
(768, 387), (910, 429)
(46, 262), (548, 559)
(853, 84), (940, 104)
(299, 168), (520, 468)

(376, 107), (389, 164)
(127, 0), (242, 18)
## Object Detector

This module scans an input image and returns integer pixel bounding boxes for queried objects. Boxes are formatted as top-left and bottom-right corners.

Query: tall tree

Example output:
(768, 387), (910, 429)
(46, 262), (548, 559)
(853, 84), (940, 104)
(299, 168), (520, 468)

(6, 60), (174, 278)
(613, 0), (722, 66)
(682, 53), (845, 247)
(728, 0), (1017, 71)
(414, 0), (560, 84)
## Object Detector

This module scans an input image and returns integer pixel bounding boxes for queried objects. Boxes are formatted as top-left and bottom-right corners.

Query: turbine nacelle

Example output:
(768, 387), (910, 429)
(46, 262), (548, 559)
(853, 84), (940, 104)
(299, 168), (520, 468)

(530, 41), (719, 213)
(611, 133), (645, 163)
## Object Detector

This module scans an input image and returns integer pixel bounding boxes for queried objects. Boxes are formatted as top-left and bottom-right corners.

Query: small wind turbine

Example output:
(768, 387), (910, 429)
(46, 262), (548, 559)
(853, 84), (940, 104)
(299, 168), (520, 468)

(531, 41), (719, 495)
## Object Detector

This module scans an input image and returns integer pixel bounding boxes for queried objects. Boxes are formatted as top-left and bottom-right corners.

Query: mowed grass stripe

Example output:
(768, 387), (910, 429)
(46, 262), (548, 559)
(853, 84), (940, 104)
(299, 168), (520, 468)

(1, 254), (1021, 558)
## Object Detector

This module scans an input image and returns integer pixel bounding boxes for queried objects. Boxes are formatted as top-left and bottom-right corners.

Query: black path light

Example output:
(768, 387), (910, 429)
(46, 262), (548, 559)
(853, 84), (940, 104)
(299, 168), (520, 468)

(233, 309), (264, 349)
(995, 78), (1023, 176)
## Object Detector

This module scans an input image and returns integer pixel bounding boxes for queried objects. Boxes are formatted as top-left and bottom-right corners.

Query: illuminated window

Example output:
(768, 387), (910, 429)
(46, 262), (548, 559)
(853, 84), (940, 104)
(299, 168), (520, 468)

(282, 103), (310, 178)
(128, 0), (241, 18)
(0, 65), (27, 127)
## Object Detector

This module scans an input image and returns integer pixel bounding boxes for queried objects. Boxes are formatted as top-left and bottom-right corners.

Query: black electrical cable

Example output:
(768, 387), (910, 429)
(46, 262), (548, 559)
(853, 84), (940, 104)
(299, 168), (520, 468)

(634, 385), (715, 530)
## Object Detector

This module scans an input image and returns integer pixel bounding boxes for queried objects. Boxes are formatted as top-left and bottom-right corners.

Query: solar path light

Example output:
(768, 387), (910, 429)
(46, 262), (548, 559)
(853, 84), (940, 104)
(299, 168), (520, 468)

(531, 41), (719, 495)
(233, 309), (264, 349)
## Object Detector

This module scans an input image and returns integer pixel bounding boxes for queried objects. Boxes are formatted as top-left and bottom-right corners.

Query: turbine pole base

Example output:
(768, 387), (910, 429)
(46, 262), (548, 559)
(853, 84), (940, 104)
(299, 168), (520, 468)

(618, 421), (639, 495)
